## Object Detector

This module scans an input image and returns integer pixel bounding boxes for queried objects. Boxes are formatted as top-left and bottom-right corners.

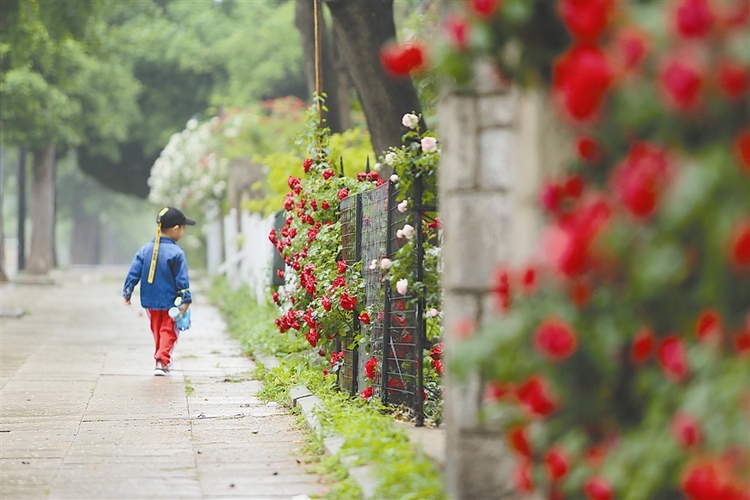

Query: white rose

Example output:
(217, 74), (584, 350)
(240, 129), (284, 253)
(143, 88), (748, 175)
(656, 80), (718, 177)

(368, 259), (378, 270)
(396, 279), (408, 295)
(384, 153), (396, 166)
(428, 308), (439, 318)
(421, 136), (438, 153)
(390, 174), (399, 183)
(374, 162), (382, 172)
(380, 258), (392, 270)
(396, 229), (404, 239)
(397, 200), (408, 213)
(401, 113), (419, 129)
(401, 224), (415, 240)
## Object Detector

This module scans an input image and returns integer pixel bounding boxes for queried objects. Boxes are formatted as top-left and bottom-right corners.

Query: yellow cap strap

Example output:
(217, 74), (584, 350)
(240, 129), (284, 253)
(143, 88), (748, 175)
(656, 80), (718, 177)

(148, 207), (170, 284)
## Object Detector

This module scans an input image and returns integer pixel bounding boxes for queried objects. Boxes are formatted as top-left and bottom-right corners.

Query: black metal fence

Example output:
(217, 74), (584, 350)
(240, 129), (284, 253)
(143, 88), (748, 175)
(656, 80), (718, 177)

(338, 179), (436, 426)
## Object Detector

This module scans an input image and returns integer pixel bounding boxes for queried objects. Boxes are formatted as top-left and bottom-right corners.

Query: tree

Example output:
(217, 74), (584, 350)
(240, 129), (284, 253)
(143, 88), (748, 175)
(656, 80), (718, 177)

(324, 0), (423, 157)
(0, 0), (141, 273)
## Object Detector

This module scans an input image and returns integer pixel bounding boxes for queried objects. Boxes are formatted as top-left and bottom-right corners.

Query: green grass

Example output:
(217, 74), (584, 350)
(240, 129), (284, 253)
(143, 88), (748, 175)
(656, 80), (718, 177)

(209, 277), (446, 500)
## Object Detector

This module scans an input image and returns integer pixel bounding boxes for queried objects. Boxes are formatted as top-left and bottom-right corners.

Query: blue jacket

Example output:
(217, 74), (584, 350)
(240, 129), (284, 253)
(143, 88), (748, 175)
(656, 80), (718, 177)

(123, 237), (192, 310)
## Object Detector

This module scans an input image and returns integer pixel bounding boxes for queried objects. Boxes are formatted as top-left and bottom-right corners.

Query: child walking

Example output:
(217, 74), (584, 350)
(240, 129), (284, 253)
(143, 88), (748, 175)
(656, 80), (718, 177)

(123, 207), (195, 376)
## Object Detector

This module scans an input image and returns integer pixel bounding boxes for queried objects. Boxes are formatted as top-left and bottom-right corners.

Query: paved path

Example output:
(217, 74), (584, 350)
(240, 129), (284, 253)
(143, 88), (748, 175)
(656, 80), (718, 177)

(1, 269), (325, 499)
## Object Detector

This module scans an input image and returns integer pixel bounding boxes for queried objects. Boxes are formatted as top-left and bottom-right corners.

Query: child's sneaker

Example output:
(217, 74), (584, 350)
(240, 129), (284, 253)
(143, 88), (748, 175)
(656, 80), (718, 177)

(154, 360), (167, 376)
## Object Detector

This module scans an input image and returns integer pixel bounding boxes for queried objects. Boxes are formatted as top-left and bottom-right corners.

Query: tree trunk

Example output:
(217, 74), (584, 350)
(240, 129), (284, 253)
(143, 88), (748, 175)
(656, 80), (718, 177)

(332, 29), (353, 131)
(27, 144), (56, 275)
(325, 0), (422, 158)
(0, 144), (6, 282)
(295, 0), (345, 134)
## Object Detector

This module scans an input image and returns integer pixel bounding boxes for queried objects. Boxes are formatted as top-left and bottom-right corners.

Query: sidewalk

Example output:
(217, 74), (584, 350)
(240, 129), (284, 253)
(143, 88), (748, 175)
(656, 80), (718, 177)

(1, 268), (325, 499)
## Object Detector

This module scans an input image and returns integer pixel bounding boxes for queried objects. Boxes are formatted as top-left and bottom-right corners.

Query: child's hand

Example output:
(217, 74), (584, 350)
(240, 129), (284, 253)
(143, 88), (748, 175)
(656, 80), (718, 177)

(124, 298), (131, 306)
(178, 302), (189, 314)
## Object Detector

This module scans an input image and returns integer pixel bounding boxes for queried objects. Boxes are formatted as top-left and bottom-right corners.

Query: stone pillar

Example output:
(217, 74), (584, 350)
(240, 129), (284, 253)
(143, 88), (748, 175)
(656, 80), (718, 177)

(439, 82), (568, 499)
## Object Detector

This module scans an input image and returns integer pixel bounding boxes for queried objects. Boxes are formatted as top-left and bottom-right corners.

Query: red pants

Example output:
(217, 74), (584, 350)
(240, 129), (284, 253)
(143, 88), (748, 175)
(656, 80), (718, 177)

(147, 310), (179, 367)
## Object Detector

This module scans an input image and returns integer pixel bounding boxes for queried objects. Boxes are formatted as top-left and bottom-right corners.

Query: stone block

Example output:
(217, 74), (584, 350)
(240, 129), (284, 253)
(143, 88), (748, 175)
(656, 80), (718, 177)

(438, 94), (478, 194)
(289, 385), (313, 407)
(478, 128), (514, 190)
(446, 429), (516, 500)
(296, 395), (323, 432)
(478, 93), (516, 129)
(442, 193), (511, 292)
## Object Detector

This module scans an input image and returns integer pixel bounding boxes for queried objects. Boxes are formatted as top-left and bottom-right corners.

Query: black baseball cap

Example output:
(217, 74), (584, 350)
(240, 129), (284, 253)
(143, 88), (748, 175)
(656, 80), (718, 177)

(158, 207), (196, 228)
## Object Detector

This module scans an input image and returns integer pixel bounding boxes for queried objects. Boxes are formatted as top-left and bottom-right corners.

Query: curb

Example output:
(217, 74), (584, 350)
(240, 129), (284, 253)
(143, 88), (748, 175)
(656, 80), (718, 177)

(257, 355), (380, 498)
(289, 383), (380, 499)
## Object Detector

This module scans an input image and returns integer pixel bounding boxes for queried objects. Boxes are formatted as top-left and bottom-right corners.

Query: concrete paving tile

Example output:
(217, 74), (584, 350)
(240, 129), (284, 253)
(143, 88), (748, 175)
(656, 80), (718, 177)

(1, 274), (323, 499)
(197, 476), (324, 498)
(48, 475), (202, 499)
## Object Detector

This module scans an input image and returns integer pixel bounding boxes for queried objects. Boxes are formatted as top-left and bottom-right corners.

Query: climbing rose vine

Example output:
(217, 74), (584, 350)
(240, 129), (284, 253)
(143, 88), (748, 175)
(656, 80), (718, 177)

(435, 0), (749, 498)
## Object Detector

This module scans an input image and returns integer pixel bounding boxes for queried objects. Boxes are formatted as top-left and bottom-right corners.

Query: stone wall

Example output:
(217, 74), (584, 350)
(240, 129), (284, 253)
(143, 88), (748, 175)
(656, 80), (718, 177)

(438, 85), (569, 498)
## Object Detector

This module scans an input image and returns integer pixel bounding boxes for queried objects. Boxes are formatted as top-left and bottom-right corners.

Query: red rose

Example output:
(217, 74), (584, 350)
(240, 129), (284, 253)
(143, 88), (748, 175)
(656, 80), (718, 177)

(611, 142), (670, 219)
(681, 459), (748, 500)
(564, 174), (584, 199)
(431, 359), (444, 375)
(718, 60), (750, 99)
(533, 318), (578, 362)
(583, 476), (614, 500)
(631, 327), (655, 364)
(658, 336), (689, 383)
(322, 169), (335, 180)
(339, 292), (358, 311)
(730, 221), (750, 267)
(360, 386), (374, 399)
(507, 426), (532, 458)
(493, 266), (511, 310)
(272, 291), (280, 306)
(735, 129), (750, 172)
(321, 296), (331, 312)
(520, 266), (537, 294)
(337, 188), (349, 200)
(735, 325), (750, 355)
(387, 377), (405, 394)
(671, 412), (703, 449)
(306, 329), (319, 348)
(380, 42), (427, 76)
(674, 0), (714, 39)
(445, 14), (469, 51)
(540, 181), (564, 212)
(470, 0), (500, 19)
(303, 158), (313, 173)
(358, 311), (371, 325)
(516, 375), (558, 418)
(613, 28), (648, 71)
(364, 356), (378, 380)
(659, 56), (703, 111)
(576, 136), (601, 163)
(559, 0), (615, 41)
(553, 44), (614, 122)
(268, 229), (277, 244)
(337, 260), (347, 274)
(543, 198), (612, 277)
(715, 0), (750, 30)
(696, 309), (722, 341)
(484, 380), (514, 402)
(321, 200), (330, 210)
(544, 445), (570, 481)
(512, 459), (534, 495)
(429, 342), (444, 360)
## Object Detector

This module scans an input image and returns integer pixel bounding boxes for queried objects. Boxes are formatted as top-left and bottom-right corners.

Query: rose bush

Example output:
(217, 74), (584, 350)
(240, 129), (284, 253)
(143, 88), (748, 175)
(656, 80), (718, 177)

(431, 0), (749, 498)
(270, 103), (382, 376)
(373, 114), (444, 421)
